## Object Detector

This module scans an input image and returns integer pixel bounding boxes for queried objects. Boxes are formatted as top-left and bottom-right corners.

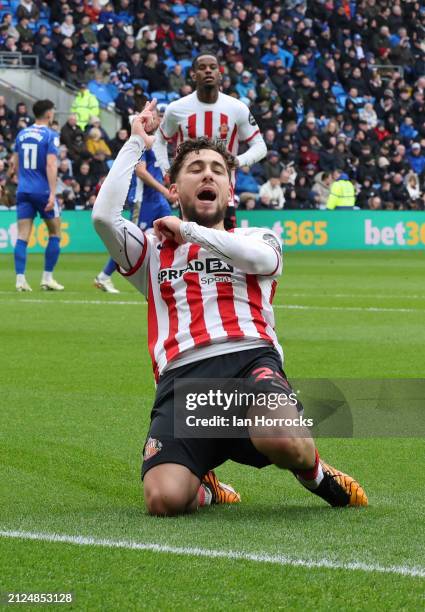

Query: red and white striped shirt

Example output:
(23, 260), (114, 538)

(154, 92), (267, 178)
(122, 225), (283, 380)
(92, 136), (282, 381)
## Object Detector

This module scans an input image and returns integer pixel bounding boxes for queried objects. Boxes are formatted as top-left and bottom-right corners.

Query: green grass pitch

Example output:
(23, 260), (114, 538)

(0, 250), (424, 610)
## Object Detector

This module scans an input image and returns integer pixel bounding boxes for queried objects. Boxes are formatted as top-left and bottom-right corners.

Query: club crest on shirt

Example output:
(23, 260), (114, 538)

(143, 437), (162, 461)
(219, 123), (229, 140)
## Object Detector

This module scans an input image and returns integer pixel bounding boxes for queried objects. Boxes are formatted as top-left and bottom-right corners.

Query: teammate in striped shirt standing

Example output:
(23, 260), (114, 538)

(92, 101), (368, 515)
(155, 53), (267, 229)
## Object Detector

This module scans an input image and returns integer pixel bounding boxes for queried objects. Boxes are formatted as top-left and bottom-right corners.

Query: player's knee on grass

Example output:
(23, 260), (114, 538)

(143, 464), (200, 516)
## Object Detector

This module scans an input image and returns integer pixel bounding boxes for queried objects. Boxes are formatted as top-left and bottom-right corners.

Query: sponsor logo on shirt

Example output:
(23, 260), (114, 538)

(158, 258), (234, 283)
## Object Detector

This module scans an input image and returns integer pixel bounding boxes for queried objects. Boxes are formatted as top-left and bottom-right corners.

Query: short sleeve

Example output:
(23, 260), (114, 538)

(236, 103), (261, 144)
(159, 106), (178, 141)
(48, 131), (60, 156)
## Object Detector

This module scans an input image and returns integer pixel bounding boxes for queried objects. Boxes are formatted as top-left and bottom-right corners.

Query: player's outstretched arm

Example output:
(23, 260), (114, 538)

(92, 100), (159, 271)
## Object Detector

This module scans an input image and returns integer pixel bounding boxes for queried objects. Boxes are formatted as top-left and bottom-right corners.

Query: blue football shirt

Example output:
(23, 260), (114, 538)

(15, 124), (59, 195)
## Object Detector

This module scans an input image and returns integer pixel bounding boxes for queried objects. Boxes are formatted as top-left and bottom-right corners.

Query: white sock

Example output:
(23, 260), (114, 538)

(98, 272), (110, 281)
(42, 271), (53, 283)
(16, 274), (25, 284)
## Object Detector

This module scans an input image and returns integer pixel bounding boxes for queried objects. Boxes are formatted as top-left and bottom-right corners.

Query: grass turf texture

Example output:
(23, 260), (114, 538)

(0, 251), (424, 610)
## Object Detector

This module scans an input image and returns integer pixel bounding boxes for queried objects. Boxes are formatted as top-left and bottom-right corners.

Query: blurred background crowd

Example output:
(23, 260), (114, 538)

(1, 0), (425, 211)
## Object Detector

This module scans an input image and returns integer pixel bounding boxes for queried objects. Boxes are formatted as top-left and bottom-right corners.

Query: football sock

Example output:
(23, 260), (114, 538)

(102, 257), (116, 277)
(197, 484), (213, 507)
(294, 448), (324, 490)
(42, 271), (52, 283)
(45, 236), (60, 272)
(16, 273), (25, 284)
(14, 239), (28, 274)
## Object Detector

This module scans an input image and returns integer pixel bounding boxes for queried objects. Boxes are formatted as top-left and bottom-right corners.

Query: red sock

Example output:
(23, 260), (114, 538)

(294, 449), (324, 489)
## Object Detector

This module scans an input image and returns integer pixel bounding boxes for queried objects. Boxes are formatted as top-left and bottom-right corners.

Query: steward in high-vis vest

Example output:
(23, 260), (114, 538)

(326, 173), (356, 210)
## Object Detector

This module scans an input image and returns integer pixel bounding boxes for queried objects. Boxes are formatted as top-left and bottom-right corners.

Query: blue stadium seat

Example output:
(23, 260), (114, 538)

(164, 58), (177, 71)
(88, 81), (117, 105)
(150, 90), (168, 102)
(179, 59), (193, 75)
(167, 91), (179, 102)
(185, 4), (200, 16)
(171, 5), (187, 18)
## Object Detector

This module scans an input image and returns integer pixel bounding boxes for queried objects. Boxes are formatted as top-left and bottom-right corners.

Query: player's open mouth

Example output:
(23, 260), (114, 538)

(197, 188), (217, 202)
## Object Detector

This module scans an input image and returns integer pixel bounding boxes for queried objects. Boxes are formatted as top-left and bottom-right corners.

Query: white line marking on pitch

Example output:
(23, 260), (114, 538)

(0, 530), (424, 579)
(0, 298), (423, 313)
(285, 292), (425, 300)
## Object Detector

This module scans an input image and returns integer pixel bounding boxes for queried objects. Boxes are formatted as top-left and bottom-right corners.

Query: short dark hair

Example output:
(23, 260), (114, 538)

(32, 99), (54, 119)
(191, 53), (220, 71)
(169, 137), (237, 184)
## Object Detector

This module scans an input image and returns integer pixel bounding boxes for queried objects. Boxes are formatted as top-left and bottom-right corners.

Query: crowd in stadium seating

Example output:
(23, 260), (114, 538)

(1, 0), (425, 210)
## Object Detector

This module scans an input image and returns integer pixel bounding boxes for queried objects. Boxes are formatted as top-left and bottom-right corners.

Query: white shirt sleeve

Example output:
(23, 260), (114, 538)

(235, 103), (267, 167)
(180, 223), (282, 277)
(156, 106), (179, 174)
(92, 135), (151, 294)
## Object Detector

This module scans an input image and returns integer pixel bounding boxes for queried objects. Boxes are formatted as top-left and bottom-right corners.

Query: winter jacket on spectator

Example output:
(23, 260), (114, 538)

(235, 167), (260, 195)
(312, 171), (332, 206)
(399, 120), (418, 142)
(261, 46), (294, 70)
(390, 176), (410, 206)
(115, 88), (136, 116)
(70, 86), (100, 131)
(259, 178), (285, 209)
(326, 174), (356, 209)
(407, 145), (425, 175)
(16, 1), (39, 22)
(60, 116), (85, 161)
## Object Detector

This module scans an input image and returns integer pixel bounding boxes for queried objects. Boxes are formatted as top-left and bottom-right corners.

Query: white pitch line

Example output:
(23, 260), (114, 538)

(0, 298), (423, 314)
(0, 529), (424, 579)
(285, 292), (425, 300)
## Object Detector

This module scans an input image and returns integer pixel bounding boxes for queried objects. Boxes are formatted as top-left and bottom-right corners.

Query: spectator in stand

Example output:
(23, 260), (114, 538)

(110, 128), (128, 157)
(405, 171), (422, 208)
(259, 177), (285, 210)
(263, 150), (285, 179)
(85, 127), (112, 160)
(407, 143), (425, 176)
(71, 83), (100, 130)
(171, 28), (192, 61)
(235, 165), (260, 200)
(169, 63), (185, 93)
(13, 102), (32, 134)
(326, 172), (356, 210)
(115, 84), (136, 129)
(390, 173), (410, 208)
(312, 171), (333, 207)
(16, 0), (39, 22)
(368, 195), (382, 210)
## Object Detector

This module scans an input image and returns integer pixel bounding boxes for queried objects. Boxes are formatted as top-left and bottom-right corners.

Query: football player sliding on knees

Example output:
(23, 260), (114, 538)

(92, 101), (368, 516)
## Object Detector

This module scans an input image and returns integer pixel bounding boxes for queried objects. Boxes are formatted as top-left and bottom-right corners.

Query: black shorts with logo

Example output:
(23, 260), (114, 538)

(141, 347), (300, 480)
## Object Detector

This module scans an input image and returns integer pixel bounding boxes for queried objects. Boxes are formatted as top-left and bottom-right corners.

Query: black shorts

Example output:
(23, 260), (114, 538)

(141, 347), (299, 480)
